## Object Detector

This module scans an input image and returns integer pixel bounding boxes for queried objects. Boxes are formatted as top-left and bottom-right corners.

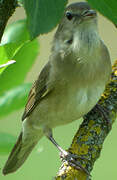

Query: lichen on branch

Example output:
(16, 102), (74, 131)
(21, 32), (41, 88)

(55, 61), (117, 180)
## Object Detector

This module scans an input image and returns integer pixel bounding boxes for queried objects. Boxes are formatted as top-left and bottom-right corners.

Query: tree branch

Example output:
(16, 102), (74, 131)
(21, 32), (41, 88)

(0, 0), (17, 42)
(55, 61), (117, 180)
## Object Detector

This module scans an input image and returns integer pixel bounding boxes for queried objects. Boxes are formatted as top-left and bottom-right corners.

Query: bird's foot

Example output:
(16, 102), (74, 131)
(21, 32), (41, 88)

(60, 150), (90, 176)
(46, 129), (90, 175)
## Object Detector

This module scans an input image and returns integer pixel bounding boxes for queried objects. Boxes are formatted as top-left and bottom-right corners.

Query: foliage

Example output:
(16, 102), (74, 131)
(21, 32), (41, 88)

(0, 0), (116, 169)
(23, 0), (68, 39)
(87, 0), (117, 26)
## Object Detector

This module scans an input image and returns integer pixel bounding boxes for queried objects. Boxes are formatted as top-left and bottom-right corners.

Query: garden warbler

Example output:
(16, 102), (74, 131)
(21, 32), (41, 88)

(3, 2), (111, 175)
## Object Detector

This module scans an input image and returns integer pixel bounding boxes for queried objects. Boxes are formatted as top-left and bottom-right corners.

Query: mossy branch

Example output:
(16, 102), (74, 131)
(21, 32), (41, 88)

(55, 61), (117, 180)
(0, 0), (17, 42)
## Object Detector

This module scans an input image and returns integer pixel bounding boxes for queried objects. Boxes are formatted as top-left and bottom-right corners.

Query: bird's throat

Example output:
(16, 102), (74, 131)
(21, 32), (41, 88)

(73, 24), (100, 54)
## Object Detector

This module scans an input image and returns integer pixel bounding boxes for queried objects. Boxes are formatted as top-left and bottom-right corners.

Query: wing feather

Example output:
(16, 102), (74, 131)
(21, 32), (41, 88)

(22, 63), (51, 120)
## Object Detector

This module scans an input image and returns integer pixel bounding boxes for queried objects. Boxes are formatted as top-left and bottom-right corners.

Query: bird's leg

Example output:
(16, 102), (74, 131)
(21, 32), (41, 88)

(45, 128), (90, 175)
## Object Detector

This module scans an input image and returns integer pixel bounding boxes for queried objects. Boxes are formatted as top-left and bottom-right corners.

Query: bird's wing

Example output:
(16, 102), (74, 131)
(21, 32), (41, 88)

(22, 62), (52, 121)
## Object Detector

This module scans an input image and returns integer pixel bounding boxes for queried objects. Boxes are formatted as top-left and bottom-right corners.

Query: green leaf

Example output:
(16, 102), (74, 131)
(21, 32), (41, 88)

(0, 20), (33, 74)
(87, 0), (117, 26)
(0, 83), (31, 117)
(0, 20), (39, 117)
(0, 20), (39, 95)
(0, 40), (38, 95)
(0, 133), (16, 155)
(0, 19), (30, 74)
(1, 19), (30, 44)
(23, 0), (68, 39)
(0, 42), (21, 74)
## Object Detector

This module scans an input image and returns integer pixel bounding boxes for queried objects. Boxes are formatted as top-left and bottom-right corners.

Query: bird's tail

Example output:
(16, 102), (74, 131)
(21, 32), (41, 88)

(2, 130), (43, 175)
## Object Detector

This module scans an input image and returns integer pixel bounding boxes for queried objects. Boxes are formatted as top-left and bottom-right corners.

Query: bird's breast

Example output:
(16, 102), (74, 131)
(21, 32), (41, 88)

(49, 81), (105, 126)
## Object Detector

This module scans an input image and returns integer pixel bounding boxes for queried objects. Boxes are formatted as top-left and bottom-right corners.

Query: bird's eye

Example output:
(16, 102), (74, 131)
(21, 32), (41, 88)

(66, 38), (73, 44)
(66, 11), (73, 20)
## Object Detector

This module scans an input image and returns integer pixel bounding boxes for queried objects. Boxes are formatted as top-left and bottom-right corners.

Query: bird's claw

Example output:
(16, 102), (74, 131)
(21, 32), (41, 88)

(60, 150), (90, 176)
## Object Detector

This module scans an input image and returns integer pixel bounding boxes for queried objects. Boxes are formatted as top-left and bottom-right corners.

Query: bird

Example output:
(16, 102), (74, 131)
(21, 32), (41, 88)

(3, 1), (111, 175)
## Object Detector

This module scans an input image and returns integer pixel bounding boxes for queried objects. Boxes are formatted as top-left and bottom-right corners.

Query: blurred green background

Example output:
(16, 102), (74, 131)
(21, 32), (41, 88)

(0, 0), (117, 179)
